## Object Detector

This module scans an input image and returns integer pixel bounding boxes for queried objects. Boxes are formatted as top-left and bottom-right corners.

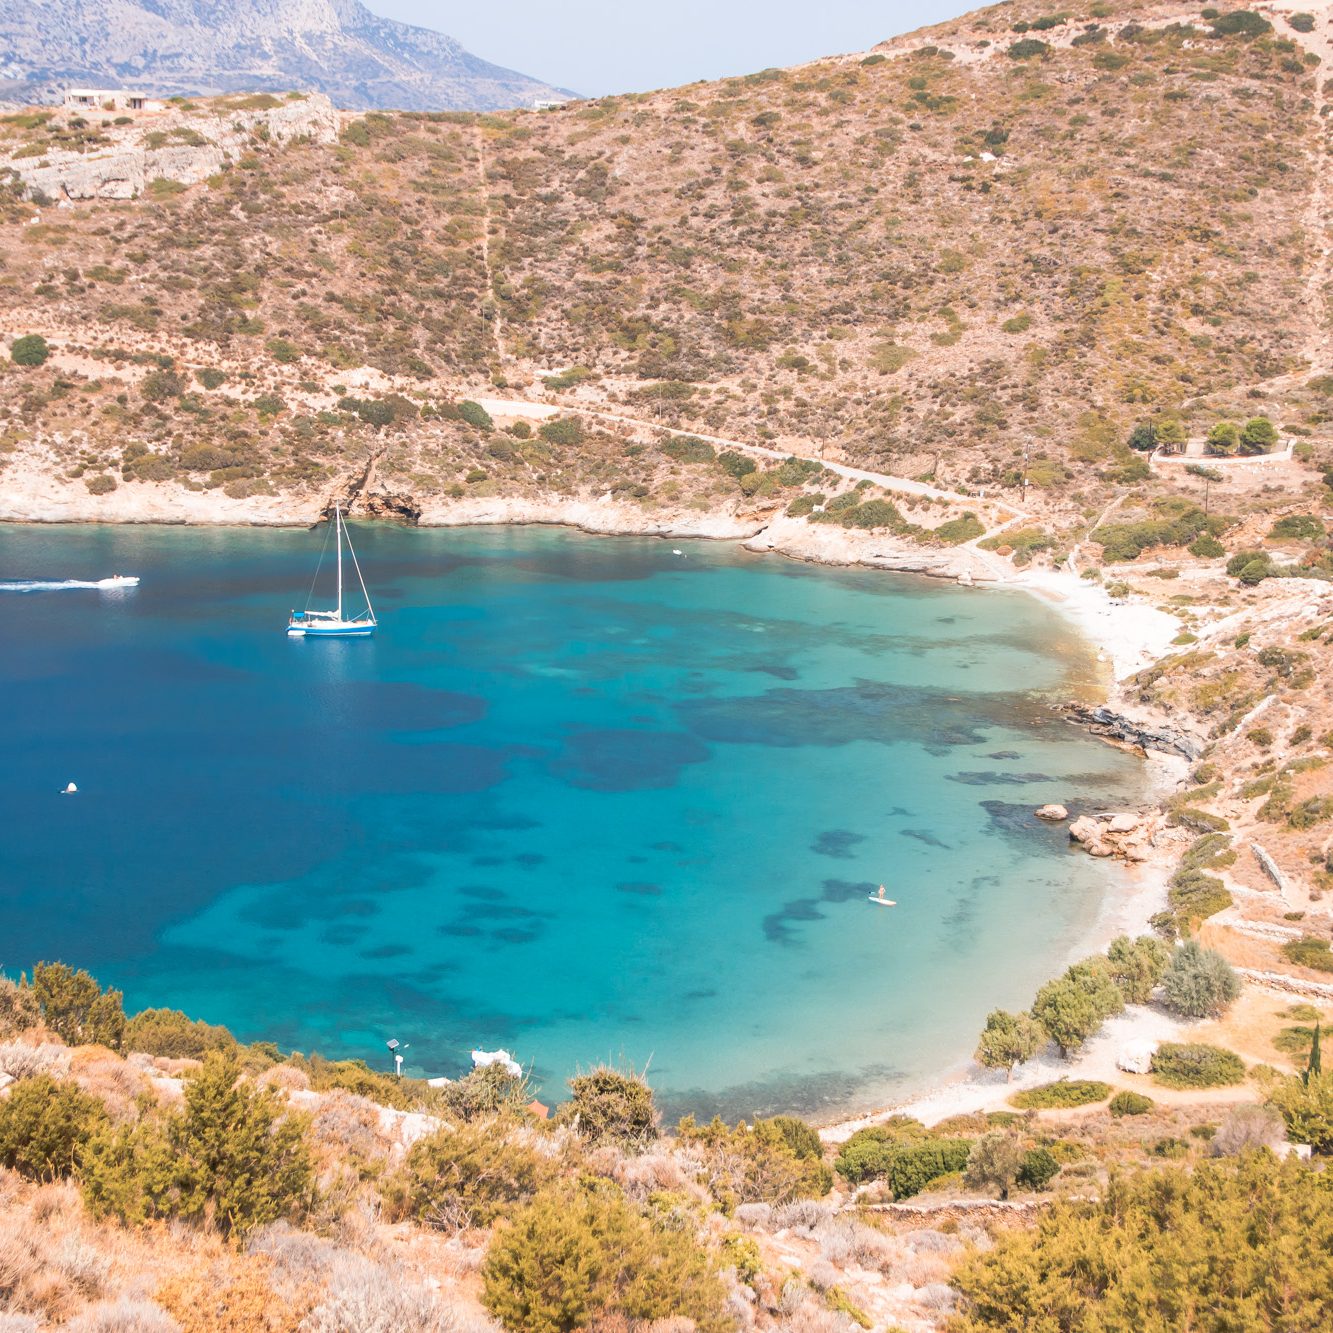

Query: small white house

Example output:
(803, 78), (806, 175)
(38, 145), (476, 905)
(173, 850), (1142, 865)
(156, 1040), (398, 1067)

(63, 88), (164, 113)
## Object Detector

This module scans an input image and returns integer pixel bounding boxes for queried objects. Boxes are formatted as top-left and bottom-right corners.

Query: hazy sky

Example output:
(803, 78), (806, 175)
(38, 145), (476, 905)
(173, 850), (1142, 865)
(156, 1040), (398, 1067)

(366, 2), (978, 97)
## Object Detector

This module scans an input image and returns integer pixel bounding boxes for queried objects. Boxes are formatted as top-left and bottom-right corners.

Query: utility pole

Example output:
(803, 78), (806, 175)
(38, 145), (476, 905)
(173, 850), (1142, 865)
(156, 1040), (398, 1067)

(1020, 442), (1030, 504)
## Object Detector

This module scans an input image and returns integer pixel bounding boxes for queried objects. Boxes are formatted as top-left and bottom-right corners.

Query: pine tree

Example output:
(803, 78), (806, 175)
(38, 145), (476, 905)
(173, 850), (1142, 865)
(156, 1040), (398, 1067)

(1305, 1022), (1322, 1086)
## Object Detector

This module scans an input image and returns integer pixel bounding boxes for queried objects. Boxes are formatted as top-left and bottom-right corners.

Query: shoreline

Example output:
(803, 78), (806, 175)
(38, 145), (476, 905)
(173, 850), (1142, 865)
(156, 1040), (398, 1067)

(2, 498), (1196, 1134)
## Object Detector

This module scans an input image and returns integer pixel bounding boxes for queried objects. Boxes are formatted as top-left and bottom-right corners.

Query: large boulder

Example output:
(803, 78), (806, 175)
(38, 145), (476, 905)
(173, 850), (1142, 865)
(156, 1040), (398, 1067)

(1035, 804), (1069, 822)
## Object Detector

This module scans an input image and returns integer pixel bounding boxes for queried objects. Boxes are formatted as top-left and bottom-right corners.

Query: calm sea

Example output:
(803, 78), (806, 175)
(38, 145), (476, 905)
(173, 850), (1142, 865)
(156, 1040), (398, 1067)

(0, 522), (1142, 1120)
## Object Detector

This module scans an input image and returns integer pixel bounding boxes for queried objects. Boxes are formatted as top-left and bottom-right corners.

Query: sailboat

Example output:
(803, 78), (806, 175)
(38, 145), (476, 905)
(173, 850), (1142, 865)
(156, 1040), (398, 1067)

(287, 506), (377, 638)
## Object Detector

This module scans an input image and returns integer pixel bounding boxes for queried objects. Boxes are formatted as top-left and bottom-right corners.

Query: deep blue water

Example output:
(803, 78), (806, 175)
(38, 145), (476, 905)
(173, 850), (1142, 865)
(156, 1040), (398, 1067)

(0, 523), (1142, 1119)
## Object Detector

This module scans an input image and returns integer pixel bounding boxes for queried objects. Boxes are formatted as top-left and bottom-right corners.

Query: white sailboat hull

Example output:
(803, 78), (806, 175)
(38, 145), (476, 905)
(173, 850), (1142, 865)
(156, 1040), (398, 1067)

(287, 619), (375, 638)
(287, 505), (377, 638)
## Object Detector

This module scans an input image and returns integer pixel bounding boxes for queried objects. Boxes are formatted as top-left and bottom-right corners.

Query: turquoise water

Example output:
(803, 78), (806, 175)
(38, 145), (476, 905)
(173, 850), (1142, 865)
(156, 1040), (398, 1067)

(0, 523), (1141, 1119)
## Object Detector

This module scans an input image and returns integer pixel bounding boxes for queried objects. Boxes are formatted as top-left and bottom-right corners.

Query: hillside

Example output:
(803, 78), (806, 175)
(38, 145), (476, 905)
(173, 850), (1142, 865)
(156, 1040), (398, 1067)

(0, 0), (576, 112)
(1, 2), (1331, 515)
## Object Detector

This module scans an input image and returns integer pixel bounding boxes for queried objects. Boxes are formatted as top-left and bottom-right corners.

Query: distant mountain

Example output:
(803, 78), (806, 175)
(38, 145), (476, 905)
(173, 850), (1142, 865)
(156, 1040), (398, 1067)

(0, 0), (577, 111)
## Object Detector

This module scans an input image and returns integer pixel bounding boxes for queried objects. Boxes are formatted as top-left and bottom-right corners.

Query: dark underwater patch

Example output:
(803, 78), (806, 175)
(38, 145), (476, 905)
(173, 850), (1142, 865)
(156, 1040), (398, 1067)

(616, 881), (663, 897)
(812, 829), (866, 859)
(550, 727), (711, 791)
(900, 828), (950, 849)
(948, 771), (1056, 786)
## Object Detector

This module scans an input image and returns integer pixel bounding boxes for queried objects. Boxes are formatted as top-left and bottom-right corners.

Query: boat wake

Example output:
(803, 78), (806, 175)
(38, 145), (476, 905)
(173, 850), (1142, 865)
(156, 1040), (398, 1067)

(0, 576), (140, 593)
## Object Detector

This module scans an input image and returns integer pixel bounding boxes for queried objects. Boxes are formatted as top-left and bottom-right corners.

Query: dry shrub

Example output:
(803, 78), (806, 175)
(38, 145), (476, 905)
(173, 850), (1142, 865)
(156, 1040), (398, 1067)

(0, 1314), (39, 1332)
(769, 1199), (834, 1231)
(1211, 1104), (1288, 1156)
(69, 1051), (148, 1121)
(772, 1282), (848, 1333)
(62, 1298), (180, 1332)
(308, 1092), (389, 1165)
(247, 1224), (457, 1333)
(812, 1216), (895, 1272)
(0, 1213), (76, 1320)
(733, 1202), (771, 1230)
(888, 1250), (952, 1287)
(157, 1259), (312, 1333)
(258, 1065), (311, 1094)
(0, 1043), (70, 1081)
(606, 1149), (689, 1200)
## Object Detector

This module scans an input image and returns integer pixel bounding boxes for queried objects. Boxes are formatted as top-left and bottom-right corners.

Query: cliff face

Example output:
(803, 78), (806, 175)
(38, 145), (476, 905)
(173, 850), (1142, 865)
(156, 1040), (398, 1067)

(0, 93), (340, 201)
(0, 0), (577, 111)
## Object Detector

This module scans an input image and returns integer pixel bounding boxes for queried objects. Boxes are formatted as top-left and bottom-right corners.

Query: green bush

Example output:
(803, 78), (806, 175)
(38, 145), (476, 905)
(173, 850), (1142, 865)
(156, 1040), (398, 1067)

(1016, 1146), (1060, 1190)
(1210, 10), (1273, 38)
(661, 435), (715, 464)
(1240, 417), (1278, 455)
(1008, 38), (1051, 58)
(1151, 1042), (1246, 1089)
(539, 416), (584, 446)
(1289, 13), (1316, 34)
(1162, 940), (1241, 1017)
(433, 1063), (533, 1122)
(0, 1075), (107, 1180)
(124, 1007), (236, 1059)
(975, 1009), (1045, 1077)
(459, 400), (495, 431)
(717, 450), (758, 479)
(837, 498), (905, 530)
(1010, 1080), (1111, 1110)
(141, 368), (185, 402)
(1267, 1072), (1333, 1153)
(482, 1180), (729, 1333)
(11, 334), (49, 366)
(1030, 958), (1123, 1056)
(1226, 549), (1277, 584)
(964, 1131), (1026, 1199)
(885, 1138), (972, 1199)
(85, 474), (117, 495)
(934, 513), (984, 544)
(1109, 1090), (1155, 1117)
(0, 974), (39, 1039)
(1106, 934), (1171, 1004)
(1269, 515), (1324, 541)
(393, 1121), (556, 1230)
(677, 1115), (833, 1204)
(266, 337), (300, 364)
(556, 1066), (657, 1143)
(951, 1155), (1333, 1330)
(82, 1052), (311, 1237)
(1128, 422), (1157, 452)
(1189, 534), (1226, 559)
(1207, 421), (1241, 456)
(834, 1118), (927, 1184)
(28, 962), (125, 1050)
(1282, 937), (1333, 973)
(195, 367), (226, 389)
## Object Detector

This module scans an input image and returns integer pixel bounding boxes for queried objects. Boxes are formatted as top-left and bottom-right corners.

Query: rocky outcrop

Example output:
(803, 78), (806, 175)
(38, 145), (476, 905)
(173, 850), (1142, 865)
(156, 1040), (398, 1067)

(5, 95), (339, 202)
(1061, 704), (1202, 760)
(1034, 803), (1068, 822)
(1068, 810), (1165, 861)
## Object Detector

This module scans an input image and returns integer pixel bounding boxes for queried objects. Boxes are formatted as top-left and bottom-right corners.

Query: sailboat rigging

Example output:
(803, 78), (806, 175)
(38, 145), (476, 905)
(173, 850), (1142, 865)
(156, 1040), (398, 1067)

(287, 506), (377, 638)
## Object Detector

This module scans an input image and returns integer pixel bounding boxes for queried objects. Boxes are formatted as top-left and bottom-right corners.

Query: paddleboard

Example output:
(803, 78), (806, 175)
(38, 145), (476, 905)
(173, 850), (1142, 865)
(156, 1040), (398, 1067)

(868, 896), (897, 907)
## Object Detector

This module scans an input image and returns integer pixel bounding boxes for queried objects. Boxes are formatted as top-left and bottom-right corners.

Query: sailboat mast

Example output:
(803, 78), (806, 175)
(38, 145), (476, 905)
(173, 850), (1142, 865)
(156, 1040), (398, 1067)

(335, 506), (344, 621)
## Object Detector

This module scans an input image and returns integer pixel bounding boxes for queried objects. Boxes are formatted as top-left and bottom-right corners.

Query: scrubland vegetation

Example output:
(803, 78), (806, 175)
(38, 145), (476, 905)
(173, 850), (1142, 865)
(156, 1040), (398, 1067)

(3, 954), (1333, 1331)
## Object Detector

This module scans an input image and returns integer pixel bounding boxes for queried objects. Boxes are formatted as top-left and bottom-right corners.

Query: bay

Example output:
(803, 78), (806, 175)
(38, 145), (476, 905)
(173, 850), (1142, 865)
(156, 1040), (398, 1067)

(0, 522), (1141, 1120)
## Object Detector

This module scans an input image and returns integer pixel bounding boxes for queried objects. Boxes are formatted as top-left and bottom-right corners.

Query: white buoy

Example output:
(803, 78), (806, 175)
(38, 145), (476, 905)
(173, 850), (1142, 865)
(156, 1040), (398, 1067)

(672, 549), (683, 556)
(61, 782), (77, 795)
